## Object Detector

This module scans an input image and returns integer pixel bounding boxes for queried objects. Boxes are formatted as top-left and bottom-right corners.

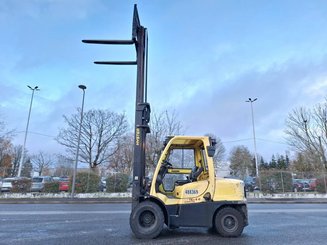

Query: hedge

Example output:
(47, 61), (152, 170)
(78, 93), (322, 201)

(44, 182), (60, 193)
(11, 178), (32, 193)
(69, 172), (100, 193)
(106, 173), (129, 193)
(316, 177), (327, 193)
(259, 171), (293, 193)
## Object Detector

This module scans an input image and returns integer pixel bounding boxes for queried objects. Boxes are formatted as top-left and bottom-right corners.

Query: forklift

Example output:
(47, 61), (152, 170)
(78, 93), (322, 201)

(83, 4), (248, 239)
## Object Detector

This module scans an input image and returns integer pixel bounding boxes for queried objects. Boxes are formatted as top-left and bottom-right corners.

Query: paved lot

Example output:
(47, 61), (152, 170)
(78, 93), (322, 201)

(0, 203), (326, 245)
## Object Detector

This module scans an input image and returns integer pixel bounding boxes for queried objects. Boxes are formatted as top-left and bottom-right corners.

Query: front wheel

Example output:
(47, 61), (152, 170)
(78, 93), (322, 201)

(130, 201), (164, 239)
(214, 207), (245, 237)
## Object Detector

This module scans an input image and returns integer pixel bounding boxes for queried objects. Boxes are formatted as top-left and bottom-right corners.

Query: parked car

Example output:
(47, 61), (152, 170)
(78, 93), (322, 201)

(308, 179), (317, 191)
(1, 177), (17, 192)
(31, 176), (54, 192)
(52, 176), (61, 182)
(59, 177), (70, 192)
(293, 179), (310, 192)
(244, 176), (257, 192)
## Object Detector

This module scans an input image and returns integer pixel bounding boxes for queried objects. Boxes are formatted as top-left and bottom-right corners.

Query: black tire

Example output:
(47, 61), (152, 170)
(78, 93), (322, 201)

(130, 201), (164, 239)
(214, 207), (245, 237)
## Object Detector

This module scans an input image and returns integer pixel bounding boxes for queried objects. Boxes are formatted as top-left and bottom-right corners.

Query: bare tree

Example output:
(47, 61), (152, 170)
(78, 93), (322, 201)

(21, 157), (33, 178)
(291, 151), (321, 173)
(108, 133), (134, 174)
(0, 138), (13, 177)
(0, 120), (5, 137)
(205, 133), (226, 169)
(0, 119), (15, 177)
(146, 110), (184, 168)
(0, 119), (15, 140)
(53, 154), (74, 177)
(229, 145), (254, 179)
(56, 109), (129, 170)
(10, 145), (23, 177)
(285, 102), (327, 170)
(32, 151), (53, 176)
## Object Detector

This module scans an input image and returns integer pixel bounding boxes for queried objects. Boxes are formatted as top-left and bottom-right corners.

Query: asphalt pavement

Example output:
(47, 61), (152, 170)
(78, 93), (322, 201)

(0, 203), (327, 245)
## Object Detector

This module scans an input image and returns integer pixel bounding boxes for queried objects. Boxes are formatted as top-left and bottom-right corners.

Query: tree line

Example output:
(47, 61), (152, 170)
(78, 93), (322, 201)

(229, 98), (327, 179)
(229, 145), (291, 180)
(1, 98), (327, 179)
(0, 107), (226, 178)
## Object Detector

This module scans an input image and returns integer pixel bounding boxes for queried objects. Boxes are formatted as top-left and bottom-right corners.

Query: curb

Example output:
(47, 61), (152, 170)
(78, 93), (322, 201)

(247, 198), (327, 204)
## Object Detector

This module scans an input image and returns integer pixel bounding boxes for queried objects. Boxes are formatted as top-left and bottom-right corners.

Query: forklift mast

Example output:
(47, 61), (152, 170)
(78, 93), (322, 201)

(82, 5), (150, 209)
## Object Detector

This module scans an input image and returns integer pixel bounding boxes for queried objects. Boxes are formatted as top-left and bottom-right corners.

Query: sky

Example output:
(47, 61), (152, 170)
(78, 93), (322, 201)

(1, 0), (327, 162)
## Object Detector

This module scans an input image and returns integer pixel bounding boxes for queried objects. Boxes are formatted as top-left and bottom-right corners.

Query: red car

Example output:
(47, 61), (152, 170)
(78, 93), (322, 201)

(308, 179), (317, 191)
(59, 177), (70, 192)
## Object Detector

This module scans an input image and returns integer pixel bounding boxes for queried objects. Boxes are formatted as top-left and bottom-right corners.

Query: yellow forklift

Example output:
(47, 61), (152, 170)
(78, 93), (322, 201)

(83, 5), (248, 239)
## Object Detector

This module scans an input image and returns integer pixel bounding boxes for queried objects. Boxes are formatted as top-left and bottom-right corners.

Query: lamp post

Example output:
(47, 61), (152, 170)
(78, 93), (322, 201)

(17, 85), (39, 177)
(246, 98), (259, 179)
(71, 84), (87, 197)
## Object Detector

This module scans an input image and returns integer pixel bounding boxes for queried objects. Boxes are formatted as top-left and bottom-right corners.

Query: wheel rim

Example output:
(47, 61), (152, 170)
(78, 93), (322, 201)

(222, 214), (238, 232)
(139, 210), (156, 228)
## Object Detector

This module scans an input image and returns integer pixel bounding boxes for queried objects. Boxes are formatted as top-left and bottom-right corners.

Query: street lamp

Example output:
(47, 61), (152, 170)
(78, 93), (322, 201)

(17, 85), (39, 177)
(246, 98), (259, 179)
(71, 85), (87, 197)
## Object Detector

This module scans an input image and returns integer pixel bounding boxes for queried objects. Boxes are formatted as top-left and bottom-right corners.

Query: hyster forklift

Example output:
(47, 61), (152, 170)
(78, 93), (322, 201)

(83, 5), (248, 239)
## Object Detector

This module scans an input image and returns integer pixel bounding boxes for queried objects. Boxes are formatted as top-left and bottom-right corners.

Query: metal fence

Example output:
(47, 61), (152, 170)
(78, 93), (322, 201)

(251, 170), (327, 194)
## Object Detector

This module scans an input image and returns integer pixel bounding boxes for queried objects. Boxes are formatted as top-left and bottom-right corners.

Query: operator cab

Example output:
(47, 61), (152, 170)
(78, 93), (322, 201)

(154, 137), (213, 199)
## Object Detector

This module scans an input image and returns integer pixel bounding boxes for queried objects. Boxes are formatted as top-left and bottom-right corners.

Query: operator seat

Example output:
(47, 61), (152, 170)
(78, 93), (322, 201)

(175, 165), (204, 186)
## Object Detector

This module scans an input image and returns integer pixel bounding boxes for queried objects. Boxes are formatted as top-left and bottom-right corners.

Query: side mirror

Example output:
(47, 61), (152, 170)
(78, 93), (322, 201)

(206, 146), (216, 157)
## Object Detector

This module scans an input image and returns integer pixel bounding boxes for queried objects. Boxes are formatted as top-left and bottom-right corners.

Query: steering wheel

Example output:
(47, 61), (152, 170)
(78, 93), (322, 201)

(162, 160), (172, 168)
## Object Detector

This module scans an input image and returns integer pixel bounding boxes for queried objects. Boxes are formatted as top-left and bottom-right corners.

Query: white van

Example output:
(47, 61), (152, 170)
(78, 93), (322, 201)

(31, 176), (53, 192)
(1, 177), (16, 192)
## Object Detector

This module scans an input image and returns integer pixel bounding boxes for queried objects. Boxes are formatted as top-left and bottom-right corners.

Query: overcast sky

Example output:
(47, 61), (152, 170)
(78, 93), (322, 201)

(1, 0), (327, 161)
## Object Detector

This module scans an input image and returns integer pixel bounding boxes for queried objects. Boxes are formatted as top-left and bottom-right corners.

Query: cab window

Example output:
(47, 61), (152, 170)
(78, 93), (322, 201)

(161, 148), (195, 192)
(167, 148), (195, 168)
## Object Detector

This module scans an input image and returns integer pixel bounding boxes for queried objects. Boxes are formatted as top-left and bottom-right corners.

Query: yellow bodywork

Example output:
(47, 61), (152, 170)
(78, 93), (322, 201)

(213, 178), (246, 202)
(150, 135), (246, 206)
(173, 180), (209, 199)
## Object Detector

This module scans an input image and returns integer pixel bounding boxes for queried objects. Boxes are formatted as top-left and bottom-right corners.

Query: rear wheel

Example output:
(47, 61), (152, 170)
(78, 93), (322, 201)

(214, 207), (245, 237)
(130, 201), (164, 239)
